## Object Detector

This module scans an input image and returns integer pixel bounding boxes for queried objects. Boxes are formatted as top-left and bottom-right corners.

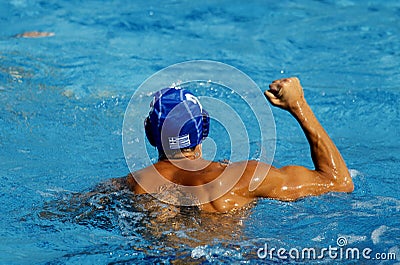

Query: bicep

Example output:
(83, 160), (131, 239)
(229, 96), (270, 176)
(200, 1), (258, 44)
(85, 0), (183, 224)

(254, 165), (334, 201)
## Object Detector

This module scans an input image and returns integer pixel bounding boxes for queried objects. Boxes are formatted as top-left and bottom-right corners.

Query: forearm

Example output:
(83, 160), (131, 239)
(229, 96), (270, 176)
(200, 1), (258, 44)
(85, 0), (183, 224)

(289, 100), (350, 182)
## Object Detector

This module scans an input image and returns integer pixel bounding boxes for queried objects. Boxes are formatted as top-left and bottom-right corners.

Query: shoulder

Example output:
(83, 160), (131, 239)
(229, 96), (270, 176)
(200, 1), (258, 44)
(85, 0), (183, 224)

(125, 164), (163, 194)
(207, 160), (273, 212)
(228, 160), (273, 178)
(223, 160), (274, 191)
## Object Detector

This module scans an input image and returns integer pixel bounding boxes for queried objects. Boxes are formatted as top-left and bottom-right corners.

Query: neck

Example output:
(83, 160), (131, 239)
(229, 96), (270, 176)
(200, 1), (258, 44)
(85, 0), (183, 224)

(158, 145), (202, 161)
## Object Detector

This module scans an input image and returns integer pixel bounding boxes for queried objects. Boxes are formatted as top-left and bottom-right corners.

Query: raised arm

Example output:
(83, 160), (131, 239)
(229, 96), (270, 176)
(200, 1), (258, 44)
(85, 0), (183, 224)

(254, 77), (353, 201)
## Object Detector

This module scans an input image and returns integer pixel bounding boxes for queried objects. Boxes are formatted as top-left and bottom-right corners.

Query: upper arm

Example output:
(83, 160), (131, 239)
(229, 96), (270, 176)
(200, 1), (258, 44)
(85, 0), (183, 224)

(253, 164), (352, 201)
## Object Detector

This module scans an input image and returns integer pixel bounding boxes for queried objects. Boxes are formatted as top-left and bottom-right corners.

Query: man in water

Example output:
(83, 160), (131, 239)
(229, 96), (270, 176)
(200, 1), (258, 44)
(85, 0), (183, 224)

(122, 77), (354, 212)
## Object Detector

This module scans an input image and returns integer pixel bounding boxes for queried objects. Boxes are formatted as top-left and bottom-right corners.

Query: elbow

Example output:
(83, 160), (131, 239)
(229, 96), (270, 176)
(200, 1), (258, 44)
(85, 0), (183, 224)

(343, 170), (354, 192)
(345, 179), (354, 192)
(340, 180), (354, 193)
(334, 172), (354, 193)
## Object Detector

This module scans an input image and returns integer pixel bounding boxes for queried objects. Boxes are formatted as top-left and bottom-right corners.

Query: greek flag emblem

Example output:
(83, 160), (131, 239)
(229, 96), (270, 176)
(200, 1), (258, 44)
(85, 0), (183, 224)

(168, 134), (191, 149)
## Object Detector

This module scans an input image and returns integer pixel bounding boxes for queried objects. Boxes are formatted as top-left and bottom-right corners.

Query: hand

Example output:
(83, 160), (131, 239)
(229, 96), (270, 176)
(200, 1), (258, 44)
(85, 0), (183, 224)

(264, 77), (305, 111)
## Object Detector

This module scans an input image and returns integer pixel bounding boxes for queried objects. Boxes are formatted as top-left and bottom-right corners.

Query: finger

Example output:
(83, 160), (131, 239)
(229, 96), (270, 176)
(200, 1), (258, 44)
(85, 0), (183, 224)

(264, 90), (280, 105)
(264, 90), (276, 99)
(290, 77), (300, 84)
(269, 82), (277, 89)
(266, 97), (282, 107)
(268, 83), (280, 95)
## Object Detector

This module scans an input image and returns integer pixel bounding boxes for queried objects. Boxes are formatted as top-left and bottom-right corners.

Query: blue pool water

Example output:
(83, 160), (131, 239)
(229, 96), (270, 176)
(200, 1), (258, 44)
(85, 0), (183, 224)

(1, 0), (399, 264)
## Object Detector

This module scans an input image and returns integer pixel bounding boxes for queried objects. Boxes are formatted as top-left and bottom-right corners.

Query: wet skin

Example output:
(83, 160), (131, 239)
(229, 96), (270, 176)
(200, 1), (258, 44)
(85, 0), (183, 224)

(122, 77), (354, 212)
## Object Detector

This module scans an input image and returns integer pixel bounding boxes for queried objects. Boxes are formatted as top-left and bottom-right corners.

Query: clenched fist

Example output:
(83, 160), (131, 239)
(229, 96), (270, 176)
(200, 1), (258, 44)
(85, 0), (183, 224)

(264, 77), (305, 111)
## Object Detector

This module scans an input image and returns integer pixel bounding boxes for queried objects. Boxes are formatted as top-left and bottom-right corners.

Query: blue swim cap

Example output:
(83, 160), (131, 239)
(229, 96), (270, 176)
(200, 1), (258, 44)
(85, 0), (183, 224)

(144, 87), (209, 152)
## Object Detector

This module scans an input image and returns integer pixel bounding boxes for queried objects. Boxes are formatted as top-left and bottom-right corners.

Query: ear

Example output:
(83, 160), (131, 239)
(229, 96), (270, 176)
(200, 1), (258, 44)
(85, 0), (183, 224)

(202, 110), (210, 139)
(144, 117), (156, 146)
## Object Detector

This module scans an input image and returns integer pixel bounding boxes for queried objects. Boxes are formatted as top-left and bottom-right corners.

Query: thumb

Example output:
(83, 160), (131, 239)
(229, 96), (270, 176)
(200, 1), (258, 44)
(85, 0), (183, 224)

(264, 90), (275, 99)
(264, 90), (278, 103)
(264, 90), (281, 106)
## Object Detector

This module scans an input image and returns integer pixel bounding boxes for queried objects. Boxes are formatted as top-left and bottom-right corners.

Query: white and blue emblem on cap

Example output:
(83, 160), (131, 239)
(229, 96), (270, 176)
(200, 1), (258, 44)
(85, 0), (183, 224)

(168, 134), (191, 149)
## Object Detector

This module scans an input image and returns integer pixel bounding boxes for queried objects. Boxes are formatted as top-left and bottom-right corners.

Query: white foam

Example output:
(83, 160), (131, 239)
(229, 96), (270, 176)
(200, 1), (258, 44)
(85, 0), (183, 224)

(36, 190), (56, 198)
(191, 245), (209, 259)
(338, 234), (367, 245)
(349, 169), (361, 178)
(348, 235), (367, 244)
(311, 235), (324, 242)
(371, 225), (388, 245)
(388, 246), (400, 262)
(191, 244), (242, 261)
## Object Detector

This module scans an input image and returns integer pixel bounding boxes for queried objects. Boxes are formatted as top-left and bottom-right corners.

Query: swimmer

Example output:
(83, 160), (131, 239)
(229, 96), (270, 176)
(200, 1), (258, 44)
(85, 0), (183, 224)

(14, 31), (55, 38)
(117, 77), (354, 212)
